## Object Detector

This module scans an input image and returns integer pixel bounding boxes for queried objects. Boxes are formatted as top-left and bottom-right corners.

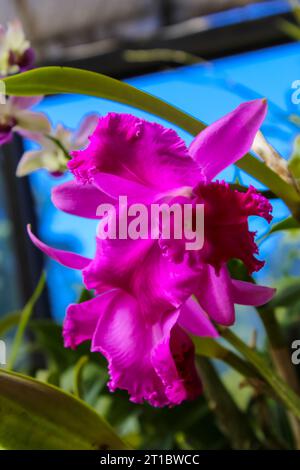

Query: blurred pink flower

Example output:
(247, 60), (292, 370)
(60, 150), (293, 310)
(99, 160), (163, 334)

(28, 100), (276, 406)
(0, 96), (50, 146)
(16, 114), (99, 176)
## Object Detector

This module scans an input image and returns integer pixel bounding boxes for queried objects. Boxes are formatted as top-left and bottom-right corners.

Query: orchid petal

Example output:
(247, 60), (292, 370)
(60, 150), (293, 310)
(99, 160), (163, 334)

(83, 236), (153, 294)
(84, 234), (199, 319)
(231, 280), (276, 306)
(52, 180), (114, 219)
(63, 289), (118, 349)
(189, 99), (267, 180)
(194, 181), (272, 273)
(152, 323), (202, 404)
(91, 289), (201, 406)
(16, 110), (51, 134)
(73, 113), (99, 149)
(16, 150), (59, 176)
(27, 224), (91, 269)
(13, 127), (51, 146)
(93, 172), (159, 202)
(10, 96), (44, 110)
(68, 113), (202, 190)
(179, 296), (219, 337)
(196, 265), (235, 326)
(91, 289), (171, 406)
(0, 129), (13, 145)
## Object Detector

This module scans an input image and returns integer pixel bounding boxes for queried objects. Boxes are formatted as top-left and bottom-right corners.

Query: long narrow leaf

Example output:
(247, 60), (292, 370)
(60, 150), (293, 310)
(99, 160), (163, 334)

(0, 369), (128, 450)
(3, 67), (300, 212)
(221, 328), (300, 420)
(8, 272), (46, 370)
(193, 337), (258, 379)
(270, 216), (300, 234)
(0, 312), (21, 336)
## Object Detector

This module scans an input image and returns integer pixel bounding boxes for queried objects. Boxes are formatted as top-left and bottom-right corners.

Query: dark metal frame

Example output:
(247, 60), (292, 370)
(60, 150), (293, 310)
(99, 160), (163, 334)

(0, 137), (50, 318)
(42, 4), (295, 78)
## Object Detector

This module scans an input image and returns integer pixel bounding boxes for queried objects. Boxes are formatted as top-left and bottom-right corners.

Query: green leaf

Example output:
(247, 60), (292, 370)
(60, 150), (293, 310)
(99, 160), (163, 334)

(77, 287), (94, 303)
(30, 319), (77, 370)
(270, 217), (300, 234)
(8, 272), (46, 370)
(221, 328), (300, 420)
(193, 337), (257, 379)
(269, 280), (300, 308)
(0, 369), (128, 450)
(3, 66), (204, 135)
(288, 135), (300, 181)
(197, 357), (260, 449)
(73, 355), (89, 399)
(0, 311), (21, 336)
(279, 19), (300, 41)
(29, 319), (105, 374)
(3, 67), (300, 213)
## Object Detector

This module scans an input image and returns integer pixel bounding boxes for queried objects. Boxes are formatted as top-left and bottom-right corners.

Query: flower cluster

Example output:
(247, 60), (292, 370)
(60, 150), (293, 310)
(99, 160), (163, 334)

(0, 19), (99, 176)
(0, 21), (48, 150)
(28, 99), (276, 407)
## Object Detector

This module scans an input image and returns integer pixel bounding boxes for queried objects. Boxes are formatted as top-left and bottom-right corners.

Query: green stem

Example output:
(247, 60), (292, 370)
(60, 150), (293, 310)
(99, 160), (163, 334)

(45, 135), (70, 160)
(193, 336), (278, 400)
(73, 356), (89, 400)
(197, 357), (261, 449)
(221, 328), (300, 421)
(7, 272), (46, 370)
(194, 336), (258, 379)
(258, 306), (300, 448)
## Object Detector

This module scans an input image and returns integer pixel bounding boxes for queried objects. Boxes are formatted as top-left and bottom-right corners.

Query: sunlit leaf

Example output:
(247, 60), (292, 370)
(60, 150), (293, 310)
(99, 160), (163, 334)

(270, 217), (300, 234)
(193, 337), (257, 379)
(8, 272), (46, 370)
(221, 328), (300, 420)
(0, 369), (128, 450)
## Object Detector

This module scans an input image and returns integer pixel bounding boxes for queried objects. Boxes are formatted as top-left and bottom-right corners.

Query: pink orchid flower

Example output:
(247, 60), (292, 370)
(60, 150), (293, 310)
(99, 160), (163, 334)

(28, 99), (276, 407)
(0, 96), (50, 146)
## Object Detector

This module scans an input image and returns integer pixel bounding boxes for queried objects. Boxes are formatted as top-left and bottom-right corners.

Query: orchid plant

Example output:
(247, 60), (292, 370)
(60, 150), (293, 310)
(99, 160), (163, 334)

(0, 20), (300, 450)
